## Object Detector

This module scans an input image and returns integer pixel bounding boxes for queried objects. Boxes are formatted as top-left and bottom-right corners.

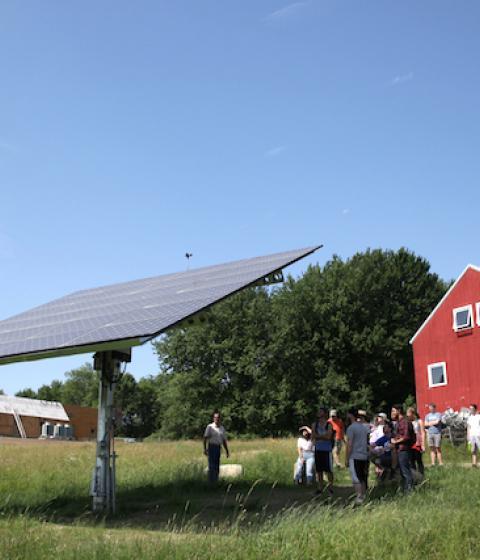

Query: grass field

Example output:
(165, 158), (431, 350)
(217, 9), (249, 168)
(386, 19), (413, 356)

(0, 436), (478, 559)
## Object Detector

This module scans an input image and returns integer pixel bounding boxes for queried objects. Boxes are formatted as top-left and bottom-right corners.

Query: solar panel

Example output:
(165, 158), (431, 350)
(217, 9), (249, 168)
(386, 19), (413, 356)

(0, 246), (320, 365)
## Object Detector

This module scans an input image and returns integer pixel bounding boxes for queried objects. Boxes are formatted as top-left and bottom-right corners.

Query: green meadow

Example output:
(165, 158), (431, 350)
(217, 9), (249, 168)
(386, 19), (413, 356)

(0, 437), (478, 560)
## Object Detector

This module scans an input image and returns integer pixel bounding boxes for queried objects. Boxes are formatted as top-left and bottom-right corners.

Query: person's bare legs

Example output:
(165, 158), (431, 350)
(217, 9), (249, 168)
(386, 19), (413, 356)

(472, 447), (477, 467)
(436, 447), (444, 465)
(332, 445), (341, 468)
(430, 448), (437, 466)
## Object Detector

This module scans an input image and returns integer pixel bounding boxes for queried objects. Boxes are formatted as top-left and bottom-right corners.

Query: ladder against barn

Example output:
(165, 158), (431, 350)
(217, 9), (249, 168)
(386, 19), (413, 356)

(12, 409), (26, 438)
(0, 246), (321, 514)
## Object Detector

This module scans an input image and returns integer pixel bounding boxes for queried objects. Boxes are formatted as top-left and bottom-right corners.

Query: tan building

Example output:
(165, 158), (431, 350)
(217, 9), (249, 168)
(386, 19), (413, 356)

(64, 404), (97, 440)
(0, 395), (97, 440)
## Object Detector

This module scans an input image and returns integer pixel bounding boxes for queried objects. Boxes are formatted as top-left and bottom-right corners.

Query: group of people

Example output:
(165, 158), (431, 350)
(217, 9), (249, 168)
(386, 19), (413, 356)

(202, 403), (480, 502)
(293, 407), (372, 504)
(293, 402), (480, 503)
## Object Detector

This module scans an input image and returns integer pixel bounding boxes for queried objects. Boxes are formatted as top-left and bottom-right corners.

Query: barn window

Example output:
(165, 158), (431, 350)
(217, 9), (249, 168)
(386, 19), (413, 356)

(428, 362), (447, 387)
(452, 305), (473, 331)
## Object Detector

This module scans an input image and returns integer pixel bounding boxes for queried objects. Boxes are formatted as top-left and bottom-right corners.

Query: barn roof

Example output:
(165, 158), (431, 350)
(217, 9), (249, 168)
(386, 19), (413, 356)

(0, 395), (69, 421)
(409, 264), (480, 345)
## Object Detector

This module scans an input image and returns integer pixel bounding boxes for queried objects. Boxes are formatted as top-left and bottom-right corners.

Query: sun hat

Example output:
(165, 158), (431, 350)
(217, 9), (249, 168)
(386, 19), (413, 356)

(299, 426), (312, 434)
(330, 409), (337, 416)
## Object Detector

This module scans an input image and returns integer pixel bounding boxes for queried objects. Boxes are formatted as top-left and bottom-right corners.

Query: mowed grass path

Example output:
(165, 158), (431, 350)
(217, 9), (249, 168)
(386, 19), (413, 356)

(0, 437), (479, 559)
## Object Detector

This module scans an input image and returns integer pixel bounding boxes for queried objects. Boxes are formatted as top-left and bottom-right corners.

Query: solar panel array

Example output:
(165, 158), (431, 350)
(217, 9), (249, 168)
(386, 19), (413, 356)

(0, 246), (320, 365)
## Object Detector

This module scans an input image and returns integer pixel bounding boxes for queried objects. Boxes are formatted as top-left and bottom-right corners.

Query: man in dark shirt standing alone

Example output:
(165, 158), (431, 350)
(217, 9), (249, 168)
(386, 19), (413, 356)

(391, 404), (413, 493)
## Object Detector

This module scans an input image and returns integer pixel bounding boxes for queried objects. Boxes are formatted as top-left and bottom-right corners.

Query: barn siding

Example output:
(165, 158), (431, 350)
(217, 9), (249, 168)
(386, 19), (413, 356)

(0, 412), (68, 438)
(0, 412), (17, 437)
(64, 404), (97, 440)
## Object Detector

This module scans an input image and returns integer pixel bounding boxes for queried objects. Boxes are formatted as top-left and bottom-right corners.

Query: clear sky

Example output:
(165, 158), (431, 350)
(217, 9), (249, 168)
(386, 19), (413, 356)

(1, 1), (479, 395)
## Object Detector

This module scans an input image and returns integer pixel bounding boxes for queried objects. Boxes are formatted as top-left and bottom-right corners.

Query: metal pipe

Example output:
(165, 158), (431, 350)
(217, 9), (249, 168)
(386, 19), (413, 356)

(91, 349), (129, 514)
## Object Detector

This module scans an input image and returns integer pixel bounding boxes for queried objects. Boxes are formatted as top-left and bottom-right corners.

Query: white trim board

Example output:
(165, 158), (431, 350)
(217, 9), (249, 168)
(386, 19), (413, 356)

(410, 264), (480, 345)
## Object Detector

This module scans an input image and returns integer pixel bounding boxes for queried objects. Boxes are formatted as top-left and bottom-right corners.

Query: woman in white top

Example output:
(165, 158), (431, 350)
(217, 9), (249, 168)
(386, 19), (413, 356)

(294, 426), (315, 485)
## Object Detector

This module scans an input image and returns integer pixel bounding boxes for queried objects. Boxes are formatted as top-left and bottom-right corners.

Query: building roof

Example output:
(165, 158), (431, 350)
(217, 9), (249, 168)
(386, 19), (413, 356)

(0, 395), (69, 421)
(409, 264), (480, 345)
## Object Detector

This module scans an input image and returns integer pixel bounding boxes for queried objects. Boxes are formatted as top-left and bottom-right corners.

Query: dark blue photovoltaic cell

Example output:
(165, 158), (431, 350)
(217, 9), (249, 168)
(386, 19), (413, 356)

(0, 247), (320, 364)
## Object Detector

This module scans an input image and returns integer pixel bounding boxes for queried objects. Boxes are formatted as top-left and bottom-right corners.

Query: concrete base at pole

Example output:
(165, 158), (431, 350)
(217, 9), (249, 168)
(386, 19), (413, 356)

(90, 349), (131, 514)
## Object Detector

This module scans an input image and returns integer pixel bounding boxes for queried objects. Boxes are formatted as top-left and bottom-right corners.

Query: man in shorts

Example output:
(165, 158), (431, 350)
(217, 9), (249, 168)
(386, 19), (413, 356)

(467, 404), (480, 468)
(424, 403), (444, 466)
(328, 409), (345, 468)
(311, 407), (334, 495)
(345, 409), (370, 504)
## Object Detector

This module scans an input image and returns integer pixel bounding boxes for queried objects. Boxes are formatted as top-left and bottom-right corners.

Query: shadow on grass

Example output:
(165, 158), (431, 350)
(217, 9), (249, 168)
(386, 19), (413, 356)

(0, 474), (429, 531)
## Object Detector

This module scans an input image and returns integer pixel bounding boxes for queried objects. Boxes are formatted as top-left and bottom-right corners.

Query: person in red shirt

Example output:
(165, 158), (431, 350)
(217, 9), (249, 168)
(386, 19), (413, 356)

(328, 409), (345, 468)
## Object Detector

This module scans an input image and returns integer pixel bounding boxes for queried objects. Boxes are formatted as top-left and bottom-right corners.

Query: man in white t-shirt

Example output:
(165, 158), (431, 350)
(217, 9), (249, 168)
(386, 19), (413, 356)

(345, 409), (371, 505)
(203, 412), (230, 483)
(467, 404), (480, 468)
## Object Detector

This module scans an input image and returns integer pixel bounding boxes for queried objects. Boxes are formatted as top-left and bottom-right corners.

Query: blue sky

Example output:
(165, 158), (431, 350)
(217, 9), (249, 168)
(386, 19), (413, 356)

(1, 1), (479, 394)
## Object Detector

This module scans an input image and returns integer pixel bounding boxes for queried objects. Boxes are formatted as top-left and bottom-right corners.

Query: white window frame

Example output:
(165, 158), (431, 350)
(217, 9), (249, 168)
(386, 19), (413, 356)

(452, 304), (474, 331)
(428, 362), (448, 388)
(476, 302), (480, 327)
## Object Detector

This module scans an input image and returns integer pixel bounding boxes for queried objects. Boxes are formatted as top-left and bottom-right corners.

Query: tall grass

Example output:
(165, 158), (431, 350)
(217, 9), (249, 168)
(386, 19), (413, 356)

(0, 437), (478, 559)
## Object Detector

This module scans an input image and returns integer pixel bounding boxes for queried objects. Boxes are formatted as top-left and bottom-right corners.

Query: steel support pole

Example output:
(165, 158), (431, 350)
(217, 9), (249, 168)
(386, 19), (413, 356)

(90, 349), (130, 514)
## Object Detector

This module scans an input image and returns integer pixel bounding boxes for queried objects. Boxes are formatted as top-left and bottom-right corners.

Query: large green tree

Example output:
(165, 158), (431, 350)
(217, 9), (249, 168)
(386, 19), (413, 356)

(153, 248), (447, 438)
(13, 249), (448, 439)
(16, 363), (98, 406)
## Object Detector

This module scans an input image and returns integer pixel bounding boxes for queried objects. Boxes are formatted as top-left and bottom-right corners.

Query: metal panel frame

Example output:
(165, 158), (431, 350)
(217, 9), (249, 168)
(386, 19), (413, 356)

(0, 247), (321, 365)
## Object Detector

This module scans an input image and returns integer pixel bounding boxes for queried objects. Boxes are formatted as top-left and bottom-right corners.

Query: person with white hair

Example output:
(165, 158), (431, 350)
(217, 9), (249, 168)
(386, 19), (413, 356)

(293, 426), (315, 484)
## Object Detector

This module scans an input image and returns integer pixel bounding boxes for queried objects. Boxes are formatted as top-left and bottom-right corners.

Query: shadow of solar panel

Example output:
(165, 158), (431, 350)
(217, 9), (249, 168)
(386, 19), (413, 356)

(0, 246), (320, 364)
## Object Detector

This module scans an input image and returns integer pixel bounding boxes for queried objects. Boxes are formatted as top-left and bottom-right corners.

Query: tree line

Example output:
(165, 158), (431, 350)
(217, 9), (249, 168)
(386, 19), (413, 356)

(15, 248), (448, 439)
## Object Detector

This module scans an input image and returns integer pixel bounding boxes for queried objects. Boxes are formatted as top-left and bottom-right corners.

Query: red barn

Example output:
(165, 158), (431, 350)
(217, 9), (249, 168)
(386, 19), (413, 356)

(411, 265), (480, 415)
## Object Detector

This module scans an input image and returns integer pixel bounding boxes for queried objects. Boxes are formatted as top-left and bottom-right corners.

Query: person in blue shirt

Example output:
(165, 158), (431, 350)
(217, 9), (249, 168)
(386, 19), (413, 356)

(424, 403), (444, 466)
(311, 407), (334, 495)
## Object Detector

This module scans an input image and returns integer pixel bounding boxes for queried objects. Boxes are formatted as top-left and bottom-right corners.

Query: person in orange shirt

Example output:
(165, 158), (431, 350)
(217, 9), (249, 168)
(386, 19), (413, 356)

(328, 409), (345, 468)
